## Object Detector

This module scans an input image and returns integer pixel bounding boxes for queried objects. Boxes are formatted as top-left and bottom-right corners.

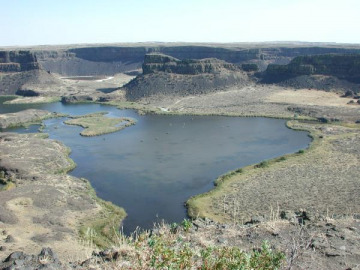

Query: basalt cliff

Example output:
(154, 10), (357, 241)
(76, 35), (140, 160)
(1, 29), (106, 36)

(124, 53), (250, 100)
(262, 54), (360, 92)
(2, 43), (360, 98)
(33, 44), (360, 75)
(0, 50), (61, 96)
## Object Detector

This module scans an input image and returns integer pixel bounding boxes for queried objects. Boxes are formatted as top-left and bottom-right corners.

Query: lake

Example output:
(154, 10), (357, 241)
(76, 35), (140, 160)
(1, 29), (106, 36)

(0, 97), (311, 233)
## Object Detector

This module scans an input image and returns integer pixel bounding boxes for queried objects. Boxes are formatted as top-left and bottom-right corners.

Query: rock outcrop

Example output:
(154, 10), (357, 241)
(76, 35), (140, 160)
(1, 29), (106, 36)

(29, 43), (360, 76)
(0, 248), (63, 269)
(0, 50), (63, 96)
(0, 51), (39, 72)
(261, 54), (360, 93)
(124, 54), (250, 100)
(142, 54), (239, 75)
(264, 54), (360, 84)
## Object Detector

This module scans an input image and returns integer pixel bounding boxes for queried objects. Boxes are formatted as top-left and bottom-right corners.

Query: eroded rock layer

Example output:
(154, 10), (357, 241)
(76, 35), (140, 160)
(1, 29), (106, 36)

(124, 54), (250, 100)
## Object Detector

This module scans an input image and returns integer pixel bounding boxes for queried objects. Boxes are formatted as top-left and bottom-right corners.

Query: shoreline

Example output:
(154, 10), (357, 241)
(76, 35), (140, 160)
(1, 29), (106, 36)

(187, 119), (360, 224)
(0, 96), (359, 265)
(0, 131), (127, 262)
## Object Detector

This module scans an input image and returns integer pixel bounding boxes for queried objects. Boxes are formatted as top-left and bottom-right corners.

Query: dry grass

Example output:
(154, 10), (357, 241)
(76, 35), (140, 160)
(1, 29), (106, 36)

(64, 112), (136, 136)
(187, 121), (360, 224)
(266, 89), (354, 107)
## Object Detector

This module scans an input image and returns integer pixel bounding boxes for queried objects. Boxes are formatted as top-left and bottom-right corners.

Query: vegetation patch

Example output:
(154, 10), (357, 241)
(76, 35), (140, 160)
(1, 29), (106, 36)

(95, 222), (285, 269)
(79, 179), (127, 248)
(0, 171), (16, 191)
(64, 112), (136, 136)
(254, 160), (269, 168)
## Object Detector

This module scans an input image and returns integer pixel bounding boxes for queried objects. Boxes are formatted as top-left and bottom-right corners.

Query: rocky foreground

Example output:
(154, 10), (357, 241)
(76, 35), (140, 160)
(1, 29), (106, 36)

(0, 132), (126, 264)
(1, 215), (359, 269)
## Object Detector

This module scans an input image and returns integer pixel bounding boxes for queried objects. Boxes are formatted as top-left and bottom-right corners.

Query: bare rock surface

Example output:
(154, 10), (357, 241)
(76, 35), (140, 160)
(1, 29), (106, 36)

(0, 132), (121, 262)
(0, 247), (63, 269)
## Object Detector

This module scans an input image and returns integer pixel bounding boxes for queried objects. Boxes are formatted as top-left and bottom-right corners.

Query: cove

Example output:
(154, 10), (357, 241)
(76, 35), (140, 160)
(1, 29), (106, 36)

(0, 98), (311, 234)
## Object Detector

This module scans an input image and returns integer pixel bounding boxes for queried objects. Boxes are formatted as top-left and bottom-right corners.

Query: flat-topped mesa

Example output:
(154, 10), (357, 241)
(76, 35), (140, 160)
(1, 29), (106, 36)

(0, 51), (39, 72)
(142, 53), (239, 75)
(124, 54), (250, 100)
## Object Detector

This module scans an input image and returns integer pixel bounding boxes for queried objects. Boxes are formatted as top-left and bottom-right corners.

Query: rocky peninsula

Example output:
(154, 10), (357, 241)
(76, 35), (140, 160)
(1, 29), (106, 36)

(0, 109), (60, 129)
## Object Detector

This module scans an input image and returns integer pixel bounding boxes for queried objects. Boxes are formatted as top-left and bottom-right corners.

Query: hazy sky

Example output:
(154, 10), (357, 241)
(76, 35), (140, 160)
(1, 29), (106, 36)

(1, 0), (360, 46)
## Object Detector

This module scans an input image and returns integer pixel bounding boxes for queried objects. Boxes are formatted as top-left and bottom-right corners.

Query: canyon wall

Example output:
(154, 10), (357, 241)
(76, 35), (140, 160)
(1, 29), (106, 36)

(0, 51), (60, 96)
(265, 54), (360, 82)
(33, 44), (360, 76)
(0, 51), (39, 72)
(262, 54), (360, 92)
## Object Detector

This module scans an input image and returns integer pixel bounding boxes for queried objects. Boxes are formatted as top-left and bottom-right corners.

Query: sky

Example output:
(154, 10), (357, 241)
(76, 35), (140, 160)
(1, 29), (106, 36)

(1, 0), (360, 46)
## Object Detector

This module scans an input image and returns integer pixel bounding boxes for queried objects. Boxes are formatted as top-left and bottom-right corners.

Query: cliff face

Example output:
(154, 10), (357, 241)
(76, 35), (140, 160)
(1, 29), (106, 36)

(36, 48), (143, 76)
(265, 54), (360, 82)
(124, 54), (249, 100)
(0, 51), (60, 96)
(262, 54), (360, 93)
(0, 51), (39, 72)
(32, 45), (360, 76)
(142, 54), (239, 75)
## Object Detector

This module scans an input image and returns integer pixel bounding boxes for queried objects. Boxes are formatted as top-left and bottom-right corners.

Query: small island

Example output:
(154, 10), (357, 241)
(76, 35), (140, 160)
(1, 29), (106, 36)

(64, 112), (136, 136)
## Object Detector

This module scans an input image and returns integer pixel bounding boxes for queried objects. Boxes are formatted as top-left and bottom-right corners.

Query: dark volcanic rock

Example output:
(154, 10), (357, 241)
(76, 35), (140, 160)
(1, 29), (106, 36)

(343, 90), (355, 97)
(33, 44), (360, 76)
(241, 63), (259, 72)
(142, 53), (239, 75)
(263, 54), (360, 88)
(0, 51), (39, 72)
(124, 54), (250, 100)
(0, 248), (62, 270)
(61, 95), (94, 103)
(0, 69), (61, 96)
(4, 235), (15, 243)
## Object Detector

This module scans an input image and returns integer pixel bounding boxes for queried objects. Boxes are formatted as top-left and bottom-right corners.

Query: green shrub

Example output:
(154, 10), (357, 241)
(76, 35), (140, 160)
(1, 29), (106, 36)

(181, 219), (193, 232)
(140, 235), (284, 270)
(277, 157), (287, 162)
(255, 161), (269, 168)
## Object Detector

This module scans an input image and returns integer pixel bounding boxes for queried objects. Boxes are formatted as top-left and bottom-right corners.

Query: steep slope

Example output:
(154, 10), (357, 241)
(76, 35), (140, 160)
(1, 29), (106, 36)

(262, 54), (360, 92)
(0, 50), (62, 96)
(124, 54), (251, 100)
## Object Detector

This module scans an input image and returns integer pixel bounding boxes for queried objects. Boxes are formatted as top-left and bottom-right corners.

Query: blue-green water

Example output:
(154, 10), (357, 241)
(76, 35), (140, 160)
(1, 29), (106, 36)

(0, 97), (311, 233)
